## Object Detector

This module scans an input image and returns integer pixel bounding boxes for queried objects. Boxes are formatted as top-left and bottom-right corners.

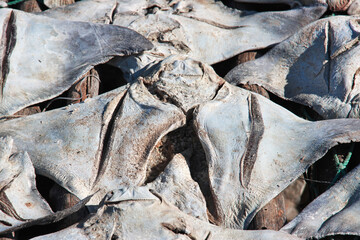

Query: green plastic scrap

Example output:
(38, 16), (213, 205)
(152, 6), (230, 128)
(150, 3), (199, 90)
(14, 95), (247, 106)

(331, 143), (355, 185)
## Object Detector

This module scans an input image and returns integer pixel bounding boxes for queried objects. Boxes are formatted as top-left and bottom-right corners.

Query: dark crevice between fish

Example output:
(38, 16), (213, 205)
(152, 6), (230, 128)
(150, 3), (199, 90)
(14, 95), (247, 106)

(267, 91), (324, 121)
(95, 63), (127, 95)
(321, 9), (351, 18)
(248, 191), (286, 230)
(11, 0), (49, 11)
(144, 131), (175, 184)
(325, 21), (332, 94)
(144, 4), (162, 15)
(111, 234), (120, 240)
(9, 175), (89, 239)
(37, 91), (69, 112)
(220, 0), (291, 12)
(144, 107), (196, 184)
(143, 113), (222, 225)
(319, 235), (360, 240)
(306, 142), (360, 201)
(0, 10), (17, 100)
(212, 49), (268, 78)
(36, 64), (126, 112)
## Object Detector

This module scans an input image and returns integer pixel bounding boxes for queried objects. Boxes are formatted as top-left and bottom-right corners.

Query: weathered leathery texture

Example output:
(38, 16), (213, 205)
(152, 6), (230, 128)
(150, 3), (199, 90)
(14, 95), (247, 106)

(31, 187), (302, 240)
(194, 82), (360, 229)
(226, 16), (360, 119)
(92, 81), (186, 197)
(147, 153), (208, 221)
(38, 0), (149, 24)
(0, 136), (53, 232)
(0, 86), (128, 204)
(281, 163), (360, 238)
(0, 8), (152, 116)
(348, 0), (360, 14)
(40, 0), (326, 80)
(137, 55), (225, 112)
(43, 0), (75, 8)
(0, 83), (185, 205)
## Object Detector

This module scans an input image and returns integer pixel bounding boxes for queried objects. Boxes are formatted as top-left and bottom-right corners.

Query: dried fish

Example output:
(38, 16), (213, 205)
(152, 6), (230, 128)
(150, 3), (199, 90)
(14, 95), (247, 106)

(0, 136), (52, 232)
(40, 0), (326, 80)
(281, 163), (360, 238)
(1, 87), (128, 204)
(0, 8), (152, 116)
(31, 187), (302, 240)
(226, 16), (360, 119)
(194, 82), (360, 229)
(0, 81), (185, 205)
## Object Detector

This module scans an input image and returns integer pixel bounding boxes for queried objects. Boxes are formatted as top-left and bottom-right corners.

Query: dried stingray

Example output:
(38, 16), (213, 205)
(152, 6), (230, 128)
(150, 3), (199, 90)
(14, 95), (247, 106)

(147, 153), (208, 221)
(31, 187), (302, 240)
(226, 16), (360, 119)
(40, 0), (326, 80)
(0, 82), (185, 205)
(194, 82), (360, 229)
(281, 163), (360, 239)
(0, 136), (53, 232)
(0, 8), (152, 116)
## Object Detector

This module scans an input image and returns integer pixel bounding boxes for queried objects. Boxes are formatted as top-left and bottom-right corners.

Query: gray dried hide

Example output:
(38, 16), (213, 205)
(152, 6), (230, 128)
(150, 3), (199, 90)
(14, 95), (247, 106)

(281, 163), (360, 239)
(147, 153), (208, 221)
(38, 0), (147, 23)
(0, 82), (185, 205)
(31, 187), (302, 240)
(0, 136), (52, 232)
(226, 16), (360, 119)
(347, 0), (360, 14)
(136, 55), (225, 112)
(0, 8), (152, 116)
(40, 0), (326, 80)
(194, 82), (360, 229)
(43, 0), (74, 9)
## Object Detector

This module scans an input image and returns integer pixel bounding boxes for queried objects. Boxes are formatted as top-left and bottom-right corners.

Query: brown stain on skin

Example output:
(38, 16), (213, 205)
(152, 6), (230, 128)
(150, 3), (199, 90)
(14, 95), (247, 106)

(25, 202), (32, 208)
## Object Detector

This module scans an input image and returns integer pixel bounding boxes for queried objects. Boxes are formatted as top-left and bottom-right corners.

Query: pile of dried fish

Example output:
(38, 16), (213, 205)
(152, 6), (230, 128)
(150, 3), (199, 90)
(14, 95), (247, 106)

(0, 0), (360, 239)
